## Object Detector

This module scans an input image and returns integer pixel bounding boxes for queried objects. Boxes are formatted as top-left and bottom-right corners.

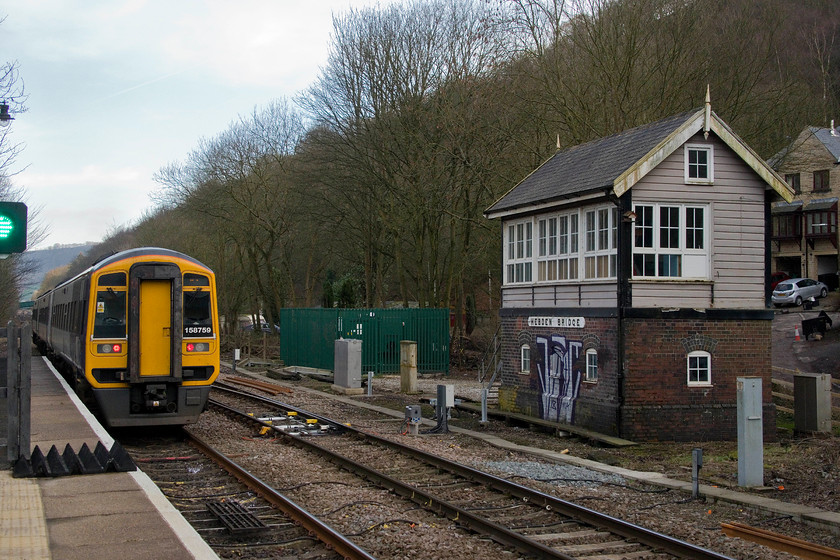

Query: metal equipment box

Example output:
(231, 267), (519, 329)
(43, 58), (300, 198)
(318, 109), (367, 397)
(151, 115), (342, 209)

(334, 338), (362, 389)
(404, 404), (421, 423)
(793, 372), (832, 433)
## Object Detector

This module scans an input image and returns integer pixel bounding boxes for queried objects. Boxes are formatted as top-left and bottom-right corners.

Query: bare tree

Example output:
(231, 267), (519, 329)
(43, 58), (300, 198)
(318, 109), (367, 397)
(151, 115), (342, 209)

(154, 99), (306, 326)
(0, 37), (42, 318)
(300, 0), (514, 309)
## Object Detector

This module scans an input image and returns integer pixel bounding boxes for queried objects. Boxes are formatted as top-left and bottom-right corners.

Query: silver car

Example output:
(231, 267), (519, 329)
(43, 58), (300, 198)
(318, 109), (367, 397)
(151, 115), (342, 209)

(771, 277), (828, 307)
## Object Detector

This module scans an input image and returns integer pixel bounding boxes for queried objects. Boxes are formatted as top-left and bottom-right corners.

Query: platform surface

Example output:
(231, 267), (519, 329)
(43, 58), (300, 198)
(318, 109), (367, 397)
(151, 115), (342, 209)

(1, 355), (217, 560)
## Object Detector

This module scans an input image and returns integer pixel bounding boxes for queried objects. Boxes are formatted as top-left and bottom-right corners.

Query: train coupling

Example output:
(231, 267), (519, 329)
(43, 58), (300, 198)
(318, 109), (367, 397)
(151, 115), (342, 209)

(144, 384), (178, 413)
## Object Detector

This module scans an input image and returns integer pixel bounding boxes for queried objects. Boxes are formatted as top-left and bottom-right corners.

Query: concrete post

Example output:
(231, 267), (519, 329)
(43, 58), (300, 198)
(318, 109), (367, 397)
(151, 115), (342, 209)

(737, 377), (764, 487)
(400, 340), (418, 394)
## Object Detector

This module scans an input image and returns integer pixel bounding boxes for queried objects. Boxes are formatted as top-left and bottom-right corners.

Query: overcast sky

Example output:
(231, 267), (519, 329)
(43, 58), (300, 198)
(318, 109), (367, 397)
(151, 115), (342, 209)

(1, 1), (390, 250)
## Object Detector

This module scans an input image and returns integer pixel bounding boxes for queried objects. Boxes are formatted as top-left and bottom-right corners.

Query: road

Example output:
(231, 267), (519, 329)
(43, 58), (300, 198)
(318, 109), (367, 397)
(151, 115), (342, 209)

(772, 292), (840, 381)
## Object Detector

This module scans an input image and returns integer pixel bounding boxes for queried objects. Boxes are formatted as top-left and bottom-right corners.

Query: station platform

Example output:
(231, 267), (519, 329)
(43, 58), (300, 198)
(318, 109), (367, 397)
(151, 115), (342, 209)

(1, 355), (218, 560)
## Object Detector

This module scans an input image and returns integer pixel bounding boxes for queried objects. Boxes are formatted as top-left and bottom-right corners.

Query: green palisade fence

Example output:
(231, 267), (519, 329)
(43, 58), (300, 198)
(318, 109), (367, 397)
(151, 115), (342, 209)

(278, 308), (449, 375)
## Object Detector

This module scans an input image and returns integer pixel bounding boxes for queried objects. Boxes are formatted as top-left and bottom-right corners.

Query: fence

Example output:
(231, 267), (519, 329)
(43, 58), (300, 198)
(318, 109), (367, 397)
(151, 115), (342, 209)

(278, 308), (449, 375)
(1, 322), (31, 468)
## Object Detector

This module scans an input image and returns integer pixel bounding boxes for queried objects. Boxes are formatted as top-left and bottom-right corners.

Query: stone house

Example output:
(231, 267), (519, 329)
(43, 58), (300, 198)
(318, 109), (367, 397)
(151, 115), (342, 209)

(770, 125), (840, 288)
(484, 99), (793, 441)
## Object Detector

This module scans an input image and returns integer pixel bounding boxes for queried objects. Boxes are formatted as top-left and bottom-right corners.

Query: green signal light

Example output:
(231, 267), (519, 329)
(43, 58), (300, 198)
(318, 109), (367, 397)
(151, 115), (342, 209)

(0, 201), (27, 254)
(0, 215), (14, 237)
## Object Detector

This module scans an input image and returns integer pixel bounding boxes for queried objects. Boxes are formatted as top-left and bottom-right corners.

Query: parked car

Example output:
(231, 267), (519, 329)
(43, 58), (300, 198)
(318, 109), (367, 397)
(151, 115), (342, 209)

(243, 322), (280, 333)
(770, 271), (792, 291)
(771, 277), (828, 307)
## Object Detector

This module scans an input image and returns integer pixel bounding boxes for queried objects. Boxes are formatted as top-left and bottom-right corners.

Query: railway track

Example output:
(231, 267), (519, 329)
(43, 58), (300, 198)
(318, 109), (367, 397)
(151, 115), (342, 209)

(122, 430), (372, 560)
(209, 381), (736, 560)
(721, 523), (840, 560)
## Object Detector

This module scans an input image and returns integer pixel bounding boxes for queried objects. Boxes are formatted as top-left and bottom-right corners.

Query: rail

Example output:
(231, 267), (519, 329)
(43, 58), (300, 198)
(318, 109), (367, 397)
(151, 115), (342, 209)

(721, 522), (840, 559)
(210, 386), (736, 560)
(185, 430), (376, 560)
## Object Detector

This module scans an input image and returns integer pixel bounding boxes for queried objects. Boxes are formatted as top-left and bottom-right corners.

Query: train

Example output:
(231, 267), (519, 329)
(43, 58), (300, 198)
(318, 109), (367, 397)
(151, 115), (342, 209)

(32, 247), (220, 428)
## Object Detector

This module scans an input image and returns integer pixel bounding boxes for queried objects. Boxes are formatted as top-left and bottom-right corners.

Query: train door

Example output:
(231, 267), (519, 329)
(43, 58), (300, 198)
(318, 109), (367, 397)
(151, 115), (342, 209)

(128, 263), (183, 383)
(139, 280), (171, 376)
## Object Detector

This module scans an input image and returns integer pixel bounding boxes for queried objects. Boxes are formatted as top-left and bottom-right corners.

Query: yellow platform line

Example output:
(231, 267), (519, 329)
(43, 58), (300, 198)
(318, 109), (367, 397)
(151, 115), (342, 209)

(0, 471), (50, 560)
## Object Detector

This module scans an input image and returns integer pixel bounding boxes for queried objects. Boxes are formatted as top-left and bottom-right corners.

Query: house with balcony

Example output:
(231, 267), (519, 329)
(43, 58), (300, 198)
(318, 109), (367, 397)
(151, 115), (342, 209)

(484, 97), (793, 441)
(770, 125), (840, 289)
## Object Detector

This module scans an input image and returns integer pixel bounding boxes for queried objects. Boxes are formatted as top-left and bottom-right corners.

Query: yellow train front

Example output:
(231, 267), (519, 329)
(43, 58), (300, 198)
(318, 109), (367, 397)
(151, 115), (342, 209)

(32, 247), (220, 427)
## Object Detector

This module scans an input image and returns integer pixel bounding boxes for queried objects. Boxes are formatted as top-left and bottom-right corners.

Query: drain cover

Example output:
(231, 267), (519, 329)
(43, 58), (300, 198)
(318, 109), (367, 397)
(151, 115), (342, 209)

(207, 500), (269, 534)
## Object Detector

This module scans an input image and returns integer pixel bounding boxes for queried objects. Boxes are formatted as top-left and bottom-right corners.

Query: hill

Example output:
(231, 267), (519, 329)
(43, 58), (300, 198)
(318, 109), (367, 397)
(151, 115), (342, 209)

(19, 243), (93, 302)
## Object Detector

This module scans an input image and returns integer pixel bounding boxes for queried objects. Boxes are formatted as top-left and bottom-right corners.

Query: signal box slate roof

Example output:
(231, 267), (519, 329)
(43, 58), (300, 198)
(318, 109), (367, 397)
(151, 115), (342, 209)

(485, 104), (793, 218)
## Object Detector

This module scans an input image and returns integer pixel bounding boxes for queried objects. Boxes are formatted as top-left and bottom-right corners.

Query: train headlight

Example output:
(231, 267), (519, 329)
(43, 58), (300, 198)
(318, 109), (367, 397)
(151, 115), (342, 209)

(186, 342), (208, 352)
(97, 343), (122, 353)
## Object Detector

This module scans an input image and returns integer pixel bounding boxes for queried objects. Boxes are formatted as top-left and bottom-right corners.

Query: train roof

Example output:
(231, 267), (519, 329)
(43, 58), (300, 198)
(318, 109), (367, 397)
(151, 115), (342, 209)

(89, 247), (212, 272)
(37, 247), (213, 300)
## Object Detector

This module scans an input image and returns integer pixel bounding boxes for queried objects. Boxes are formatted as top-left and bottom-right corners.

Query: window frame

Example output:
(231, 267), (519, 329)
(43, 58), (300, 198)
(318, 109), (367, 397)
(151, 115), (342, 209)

(785, 173), (801, 194)
(520, 344), (531, 374)
(687, 350), (712, 386)
(506, 219), (533, 284)
(813, 170), (830, 193)
(632, 203), (709, 279)
(772, 211), (801, 240)
(685, 144), (714, 184)
(530, 205), (613, 285)
(583, 208), (617, 280)
(805, 208), (837, 237)
(584, 348), (598, 382)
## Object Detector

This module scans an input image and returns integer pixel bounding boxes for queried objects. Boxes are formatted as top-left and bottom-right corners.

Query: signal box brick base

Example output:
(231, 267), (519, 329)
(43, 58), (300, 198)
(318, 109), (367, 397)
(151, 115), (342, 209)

(497, 308), (775, 442)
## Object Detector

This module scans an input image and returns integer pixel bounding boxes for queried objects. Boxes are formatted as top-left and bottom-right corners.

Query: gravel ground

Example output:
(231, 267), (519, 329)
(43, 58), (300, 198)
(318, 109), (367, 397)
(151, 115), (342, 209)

(219, 367), (840, 559)
(189, 407), (516, 560)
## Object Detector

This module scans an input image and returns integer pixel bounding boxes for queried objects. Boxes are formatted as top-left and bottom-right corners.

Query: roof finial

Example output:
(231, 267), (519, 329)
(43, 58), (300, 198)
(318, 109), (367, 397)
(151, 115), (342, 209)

(704, 85), (711, 139)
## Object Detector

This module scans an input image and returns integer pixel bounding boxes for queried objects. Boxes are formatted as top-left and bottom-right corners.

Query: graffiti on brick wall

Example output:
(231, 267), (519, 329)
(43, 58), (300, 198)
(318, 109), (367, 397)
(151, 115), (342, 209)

(535, 334), (583, 423)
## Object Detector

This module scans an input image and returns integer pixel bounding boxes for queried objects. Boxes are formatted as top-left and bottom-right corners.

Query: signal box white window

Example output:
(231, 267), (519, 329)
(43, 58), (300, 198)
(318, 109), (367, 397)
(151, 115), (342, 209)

(633, 203), (709, 279)
(537, 212), (580, 281)
(583, 208), (617, 279)
(687, 351), (711, 386)
(506, 220), (533, 284)
(585, 348), (598, 382)
(520, 344), (531, 374)
(507, 204), (617, 286)
(685, 145), (713, 184)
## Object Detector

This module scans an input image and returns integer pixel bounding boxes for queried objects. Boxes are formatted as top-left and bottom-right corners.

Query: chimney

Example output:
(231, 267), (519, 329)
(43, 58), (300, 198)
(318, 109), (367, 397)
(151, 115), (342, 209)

(832, 120), (839, 137)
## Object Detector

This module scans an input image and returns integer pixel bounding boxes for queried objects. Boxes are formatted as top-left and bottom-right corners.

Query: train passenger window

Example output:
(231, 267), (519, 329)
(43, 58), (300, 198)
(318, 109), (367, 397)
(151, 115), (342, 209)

(98, 272), (127, 287)
(93, 288), (127, 339)
(183, 289), (213, 337)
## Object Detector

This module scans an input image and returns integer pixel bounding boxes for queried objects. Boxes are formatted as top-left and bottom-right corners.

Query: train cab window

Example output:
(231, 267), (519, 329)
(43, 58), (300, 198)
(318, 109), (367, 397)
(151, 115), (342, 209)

(183, 274), (213, 337)
(93, 287), (126, 339)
